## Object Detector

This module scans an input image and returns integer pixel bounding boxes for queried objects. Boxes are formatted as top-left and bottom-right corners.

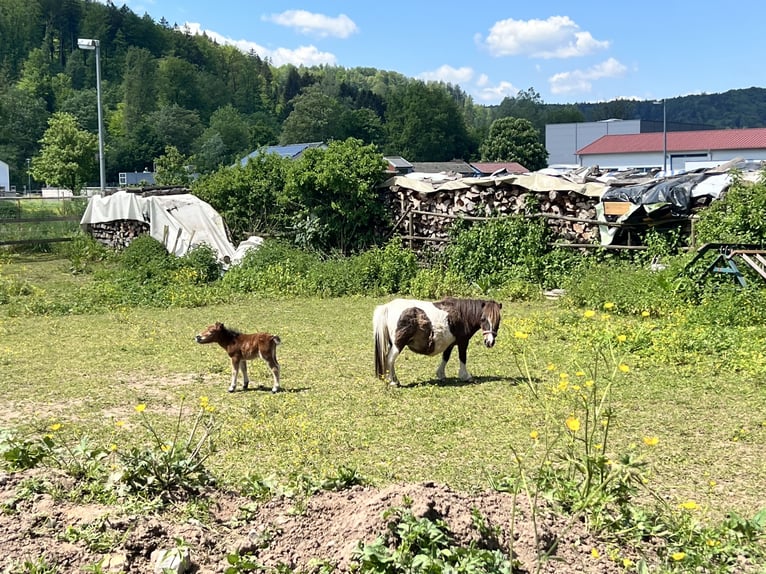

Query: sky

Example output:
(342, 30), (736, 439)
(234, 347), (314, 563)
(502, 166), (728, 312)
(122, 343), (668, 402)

(113, 0), (766, 106)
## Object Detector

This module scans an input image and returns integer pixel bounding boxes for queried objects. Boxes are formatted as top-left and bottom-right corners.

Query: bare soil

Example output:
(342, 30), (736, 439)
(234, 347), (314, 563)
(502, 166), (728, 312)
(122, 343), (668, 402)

(0, 468), (649, 574)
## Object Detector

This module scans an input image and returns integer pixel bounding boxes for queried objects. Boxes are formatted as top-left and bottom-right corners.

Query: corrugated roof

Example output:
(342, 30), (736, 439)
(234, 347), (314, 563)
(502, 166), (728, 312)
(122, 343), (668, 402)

(471, 162), (528, 175)
(239, 142), (325, 165)
(577, 128), (766, 155)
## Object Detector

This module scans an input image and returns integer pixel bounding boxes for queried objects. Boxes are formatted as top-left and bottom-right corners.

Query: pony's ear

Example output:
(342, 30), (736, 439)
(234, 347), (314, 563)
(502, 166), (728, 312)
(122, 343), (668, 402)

(499, 303), (503, 309)
(216, 321), (223, 328)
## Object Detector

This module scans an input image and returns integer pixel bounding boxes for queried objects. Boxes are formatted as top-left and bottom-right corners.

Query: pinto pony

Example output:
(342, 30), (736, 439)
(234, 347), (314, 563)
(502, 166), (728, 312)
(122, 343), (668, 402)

(195, 322), (281, 393)
(373, 297), (502, 386)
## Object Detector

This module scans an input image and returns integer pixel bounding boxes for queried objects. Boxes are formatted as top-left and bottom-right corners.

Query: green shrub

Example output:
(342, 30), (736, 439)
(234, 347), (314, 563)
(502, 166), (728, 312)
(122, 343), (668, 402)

(179, 243), (222, 284)
(445, 216), (550, 286)
(562, 259), (687, 317)
(695, 169), (766, 245)
(407, 267), (474, 299)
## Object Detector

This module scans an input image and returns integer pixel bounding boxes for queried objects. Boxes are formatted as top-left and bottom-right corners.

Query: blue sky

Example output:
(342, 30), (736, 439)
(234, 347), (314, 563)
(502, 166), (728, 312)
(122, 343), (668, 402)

(114, 0), (766, 106)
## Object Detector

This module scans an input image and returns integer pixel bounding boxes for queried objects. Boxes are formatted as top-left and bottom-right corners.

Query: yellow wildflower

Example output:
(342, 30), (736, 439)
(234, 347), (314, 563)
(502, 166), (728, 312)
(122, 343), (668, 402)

(575, 370), (586, 377)
(618, 364), (630, 373)
(109, 444), (117, 452)
(559, 372), (569, 379)
(529, 430), (539, 440)
(584, 310), (596, 318)
(513, 331), (528, 340)
(617, 334), (627, 343)
(603, 302), (615, 310)
(135, 404), (146, 413)
(591, 548), (600, 559)
(670, 552), (686, 561)
(643, 436), (659, 447)
(622, 558), (634, 568)
(557, 380), (569, 392)
(565, 416), (581, 432)
(680, 500), (698, 511)
(49, 423), (62, 432)
(641, 310), (650, 317)
(199, 396), (209, 408)
(115, 420), (125, 428)
(161, 444), (171, 452)
(585, 379), (594, 388)
(546, 363), (556, 371)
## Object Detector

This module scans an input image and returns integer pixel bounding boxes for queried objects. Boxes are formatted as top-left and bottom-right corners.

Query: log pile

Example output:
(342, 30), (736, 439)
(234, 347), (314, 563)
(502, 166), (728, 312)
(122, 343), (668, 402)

(85, 219), (149, 249)
(386, 180), (600, 249)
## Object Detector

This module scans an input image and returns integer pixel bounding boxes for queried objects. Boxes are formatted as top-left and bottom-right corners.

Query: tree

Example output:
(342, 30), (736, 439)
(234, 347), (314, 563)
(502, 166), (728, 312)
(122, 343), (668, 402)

(30, 112), (97, 194)
(280, 86), (346, 144)
(154, 145), (191, 186)
(193, 151), (290, 240)
(285, 138), (388, 253)
(479, 117), (548, 171)
(384, 81), (474, 161)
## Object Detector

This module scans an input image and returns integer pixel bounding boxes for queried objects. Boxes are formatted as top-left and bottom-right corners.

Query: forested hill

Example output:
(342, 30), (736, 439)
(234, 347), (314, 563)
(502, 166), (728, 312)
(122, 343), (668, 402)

(1, 0), (765, 188)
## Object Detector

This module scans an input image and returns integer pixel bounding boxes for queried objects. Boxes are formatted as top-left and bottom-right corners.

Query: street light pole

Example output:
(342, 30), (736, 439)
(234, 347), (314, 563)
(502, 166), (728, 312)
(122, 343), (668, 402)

(77, 38), (105, 192)
(662, 99), (668, 175)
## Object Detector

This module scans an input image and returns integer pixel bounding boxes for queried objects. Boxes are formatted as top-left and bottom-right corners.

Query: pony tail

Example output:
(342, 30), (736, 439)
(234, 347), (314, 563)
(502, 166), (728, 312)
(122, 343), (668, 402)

(373, 305), (389, 378)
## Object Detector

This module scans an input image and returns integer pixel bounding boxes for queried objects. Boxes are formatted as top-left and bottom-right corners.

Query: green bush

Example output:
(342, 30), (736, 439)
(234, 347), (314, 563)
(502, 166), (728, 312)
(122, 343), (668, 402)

(179, 243), (222, 284)
(695, 169), (766, 245)
(445, 216), (550, 286)
(562, 259), (687, 317)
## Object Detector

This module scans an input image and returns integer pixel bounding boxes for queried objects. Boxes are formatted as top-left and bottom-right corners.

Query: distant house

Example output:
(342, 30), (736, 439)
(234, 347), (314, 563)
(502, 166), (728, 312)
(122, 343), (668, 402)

(0, 159), (10, 192)
(119, 171), (156, 186)
(384, 156), (413, 175)
(576, 127), (766, 172)
(470, 161), (528, 176)
(239, 142), (326, 166)
(409, 161), (478, 178)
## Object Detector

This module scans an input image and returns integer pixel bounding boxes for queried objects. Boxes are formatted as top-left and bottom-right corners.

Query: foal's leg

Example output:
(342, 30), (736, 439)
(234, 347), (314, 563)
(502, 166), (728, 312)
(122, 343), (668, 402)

(263, 353), (280, 393)
(240, 360), (250, 391)
(229, 357), (241, 392)
(436, 344), (454, 381)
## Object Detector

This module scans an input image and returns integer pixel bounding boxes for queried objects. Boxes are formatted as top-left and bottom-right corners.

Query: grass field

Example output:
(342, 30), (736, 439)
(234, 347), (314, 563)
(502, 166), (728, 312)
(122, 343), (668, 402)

(1, 254), (765, 528)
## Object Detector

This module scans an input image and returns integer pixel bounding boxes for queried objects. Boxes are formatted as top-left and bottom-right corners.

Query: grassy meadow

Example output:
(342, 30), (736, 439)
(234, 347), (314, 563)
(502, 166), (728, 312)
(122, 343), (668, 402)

(1, 254), (765, 529)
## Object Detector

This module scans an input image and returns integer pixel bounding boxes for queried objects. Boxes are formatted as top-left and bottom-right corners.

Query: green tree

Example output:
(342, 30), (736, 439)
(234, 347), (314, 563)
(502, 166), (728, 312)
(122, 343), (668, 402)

(479, 117), (548, 171)
(280, 85), (346, 144)
(384, 81), (474, 161)
(154, 145), (191, 186)
(285, 138), (388, 253)
(193, 151), (290, 240)
(30, 112), (97, 194)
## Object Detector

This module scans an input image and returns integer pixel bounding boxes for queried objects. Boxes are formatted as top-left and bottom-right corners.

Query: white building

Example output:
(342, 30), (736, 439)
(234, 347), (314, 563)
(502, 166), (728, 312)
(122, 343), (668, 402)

(576, 127), (766, 172)
(0, 159), (9, 192)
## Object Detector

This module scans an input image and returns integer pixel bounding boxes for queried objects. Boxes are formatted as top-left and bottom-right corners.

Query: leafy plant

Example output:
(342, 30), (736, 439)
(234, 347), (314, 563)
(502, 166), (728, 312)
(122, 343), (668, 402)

(110, 397), (218, 503)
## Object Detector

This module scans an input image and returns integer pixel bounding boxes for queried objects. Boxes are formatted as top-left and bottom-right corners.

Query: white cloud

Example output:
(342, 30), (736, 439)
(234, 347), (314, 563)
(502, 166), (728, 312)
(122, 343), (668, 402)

(481, 16), (609, 59)
(263, 10), (358, 39)
(418, 65), (475, 84)
(548, 57), (627, 94)
(473, 80), (519, 104)
(183, 22), (337, 67)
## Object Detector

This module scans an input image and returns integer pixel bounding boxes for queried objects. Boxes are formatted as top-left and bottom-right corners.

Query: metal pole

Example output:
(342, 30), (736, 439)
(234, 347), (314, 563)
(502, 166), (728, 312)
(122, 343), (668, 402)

(26, 158), (31, 192)
(94, 42), (105, 192)
(663, 99), (667, 174)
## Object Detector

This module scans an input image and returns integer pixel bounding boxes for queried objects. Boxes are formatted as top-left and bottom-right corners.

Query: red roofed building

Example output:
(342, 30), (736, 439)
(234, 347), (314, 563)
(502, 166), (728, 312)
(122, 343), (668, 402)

(576, 128), (766, 173)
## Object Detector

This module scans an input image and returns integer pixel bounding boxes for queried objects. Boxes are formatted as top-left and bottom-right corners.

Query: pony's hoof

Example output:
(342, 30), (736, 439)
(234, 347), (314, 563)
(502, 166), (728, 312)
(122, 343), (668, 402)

(271, 388), (280, 394)
(227, 388), (235, 393)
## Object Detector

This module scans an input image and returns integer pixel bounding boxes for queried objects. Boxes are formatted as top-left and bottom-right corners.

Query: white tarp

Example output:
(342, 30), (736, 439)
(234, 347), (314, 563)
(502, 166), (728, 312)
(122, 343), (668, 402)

(80, 190), (262, 264)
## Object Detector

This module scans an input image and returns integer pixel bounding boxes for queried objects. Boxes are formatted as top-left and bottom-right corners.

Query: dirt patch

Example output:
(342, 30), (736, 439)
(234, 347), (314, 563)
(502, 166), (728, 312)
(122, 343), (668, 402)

(0, 468), (653, 573)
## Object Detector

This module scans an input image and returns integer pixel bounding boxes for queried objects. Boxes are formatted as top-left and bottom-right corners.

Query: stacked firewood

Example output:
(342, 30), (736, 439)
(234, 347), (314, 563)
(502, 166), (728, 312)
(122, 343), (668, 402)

(386, 181), (600, 248)
(86, 219), (149, 249)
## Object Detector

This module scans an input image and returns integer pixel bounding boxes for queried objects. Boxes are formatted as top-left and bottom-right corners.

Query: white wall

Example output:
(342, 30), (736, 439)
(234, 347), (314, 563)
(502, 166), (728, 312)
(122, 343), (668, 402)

(580, 148), (766, 172)
(0, 160), (9, 192)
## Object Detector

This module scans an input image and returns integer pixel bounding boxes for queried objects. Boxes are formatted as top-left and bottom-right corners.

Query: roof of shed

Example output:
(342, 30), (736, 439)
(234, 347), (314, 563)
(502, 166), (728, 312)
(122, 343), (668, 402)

(578, 127), (766, 155)
(471, 161), (528, 175)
